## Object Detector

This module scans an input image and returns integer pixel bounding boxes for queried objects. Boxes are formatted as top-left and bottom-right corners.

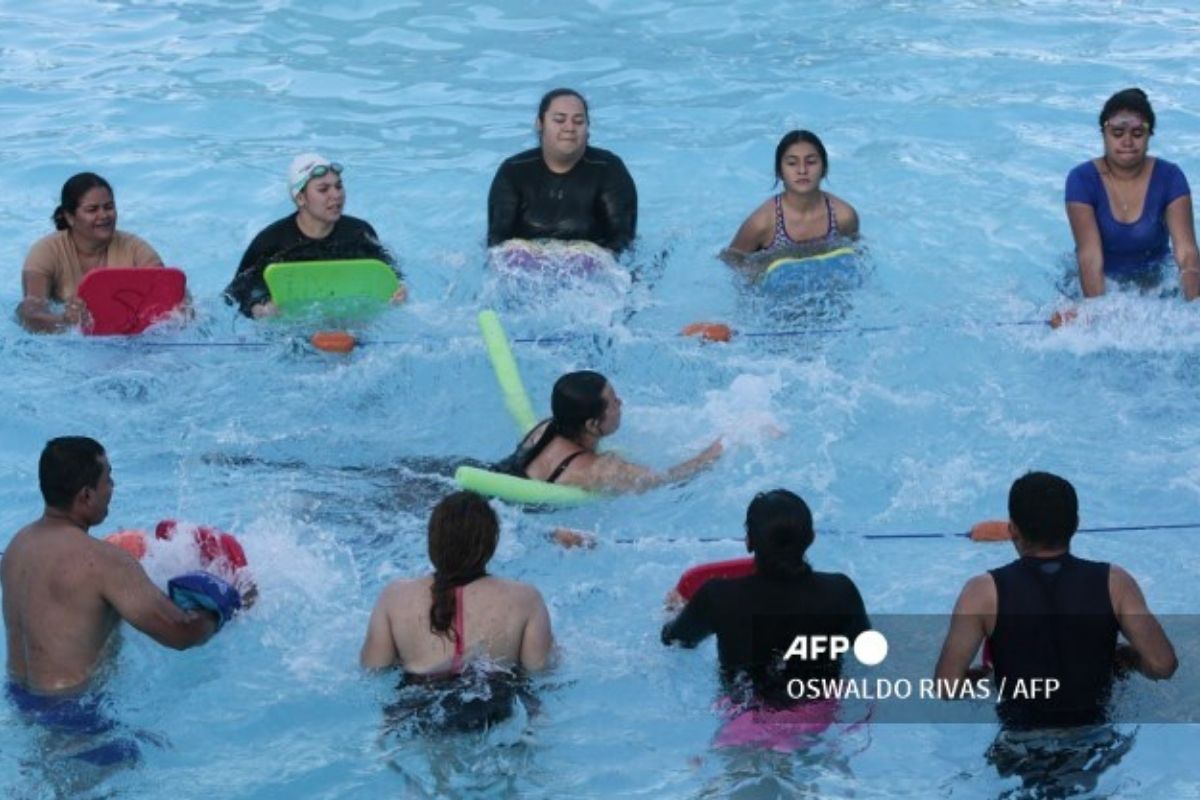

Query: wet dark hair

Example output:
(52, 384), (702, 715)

(774, 130), (829, 185)
(1099, 88), (1156, 134)
(537, 88), (589, 125)
(39, 436), (106, 510)
(513, 370), (608, 473)
(52, 173), (113, 231)
(428, 491), (500, 641)
(1008, 471), (1078, 549)
(745, 489), (814, 579)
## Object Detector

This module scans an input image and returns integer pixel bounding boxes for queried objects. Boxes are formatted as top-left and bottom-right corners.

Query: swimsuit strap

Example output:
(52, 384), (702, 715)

(772, 194), (789, 245)
(547, 450), (586, 484)
(451, 585), (466, 673)
(824, 194), (839, 238)
(771, 193), (837, 247)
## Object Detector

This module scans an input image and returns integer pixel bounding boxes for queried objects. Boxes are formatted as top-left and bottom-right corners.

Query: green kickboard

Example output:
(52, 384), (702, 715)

(455, 465), (595, 506)
(264, 259), (399, 308)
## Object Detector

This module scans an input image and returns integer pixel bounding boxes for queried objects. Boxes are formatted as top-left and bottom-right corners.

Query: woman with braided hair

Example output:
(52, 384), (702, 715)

(360, 491), (552, 732)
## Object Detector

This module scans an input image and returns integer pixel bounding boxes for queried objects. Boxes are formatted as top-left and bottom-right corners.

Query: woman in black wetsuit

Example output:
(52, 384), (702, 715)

(487, 89), (638, 254)
(662, 489), (869, 710)
(224, 152), (407, 318)
(497, 370), (723, 493)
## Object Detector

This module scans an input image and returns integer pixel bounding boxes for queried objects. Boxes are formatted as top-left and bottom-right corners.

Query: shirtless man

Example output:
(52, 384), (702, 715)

(3, 437), (227, 697)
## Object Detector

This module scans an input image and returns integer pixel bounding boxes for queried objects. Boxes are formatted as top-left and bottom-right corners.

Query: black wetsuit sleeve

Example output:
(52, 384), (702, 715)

(662, 582), (717, 648)
(358, 221), (402, 279)
(838, 576), (871, 639)
(487, 161), (520, 247)
(224, 228), (276, 317)
(598, 157), (637, 253)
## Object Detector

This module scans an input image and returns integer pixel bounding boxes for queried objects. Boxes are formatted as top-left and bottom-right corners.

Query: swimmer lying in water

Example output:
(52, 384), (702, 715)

(493, 370), (723, 493)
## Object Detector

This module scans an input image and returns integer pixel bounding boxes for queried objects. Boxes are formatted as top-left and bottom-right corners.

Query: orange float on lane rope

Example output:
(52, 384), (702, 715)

(311, 330), (357, 353)
(104, 530), (148, 559)
(970, 520), (1011, 542)
(681, 322), (733, 343)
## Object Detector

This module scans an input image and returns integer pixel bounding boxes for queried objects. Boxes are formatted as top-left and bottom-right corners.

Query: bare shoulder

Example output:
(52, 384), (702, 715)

(487, 577), (545, 606)
(747, 197), (775, 224)
(1108, 563), (1142, 601)
(826, 192), (856, 214)
(957, 573), (997, 610)
(826, 193), (859, 228)
(380, 577), (427, 602)
(740, 198), (775, 230)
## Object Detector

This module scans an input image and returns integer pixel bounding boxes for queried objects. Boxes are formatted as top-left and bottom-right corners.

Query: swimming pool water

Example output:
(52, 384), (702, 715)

(2, 1), (1199, 797)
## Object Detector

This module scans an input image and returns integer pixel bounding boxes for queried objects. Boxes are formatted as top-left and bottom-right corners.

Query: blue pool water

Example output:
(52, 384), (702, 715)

(2, 1), (1199, 797)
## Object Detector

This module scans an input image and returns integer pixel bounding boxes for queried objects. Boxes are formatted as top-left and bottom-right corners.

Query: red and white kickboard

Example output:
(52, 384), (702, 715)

(76, 267), (186, 336)
(103, 519), (248, 585)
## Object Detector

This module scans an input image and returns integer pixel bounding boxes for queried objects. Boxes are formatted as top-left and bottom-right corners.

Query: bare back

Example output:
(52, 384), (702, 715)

(361, 575), (552, 674)
(2, 517), (213, 692)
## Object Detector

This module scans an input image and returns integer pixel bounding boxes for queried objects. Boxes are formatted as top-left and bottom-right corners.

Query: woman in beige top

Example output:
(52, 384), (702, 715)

(18, 172), (163, 333)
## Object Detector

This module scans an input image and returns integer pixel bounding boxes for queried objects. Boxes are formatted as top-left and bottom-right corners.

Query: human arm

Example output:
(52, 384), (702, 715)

(933, 574), (995, 687)
(727, 202), (773, 254)
(598, 157), (638, 253)
(224, 231), (275, 318)
(17, 272), (89, 333)
(1110, 565), (1177, 679)
(487, 163), (520, 247)
(127, 233), (165, 268)
(1066, 202), (1106, 297)
(830, 195), (860, 238)
(518, 587), (554, 671)
(360, 582), (402, 669)
(1065, 165), (1107, 298)
(661, 581), (716, 648)
(1164, 194), (1200, 301)
(582, 438), (723, 493)
(355, 221), (408, 304)
(100, 549), (217, 650)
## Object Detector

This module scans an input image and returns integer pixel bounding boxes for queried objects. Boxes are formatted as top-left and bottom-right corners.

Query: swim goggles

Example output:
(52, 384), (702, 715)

(292, 162), (344, 195)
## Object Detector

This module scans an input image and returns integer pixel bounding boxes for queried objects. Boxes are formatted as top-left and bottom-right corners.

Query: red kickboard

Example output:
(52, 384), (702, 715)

(676, 557), (756, 601)
(77, 267), (186, 336)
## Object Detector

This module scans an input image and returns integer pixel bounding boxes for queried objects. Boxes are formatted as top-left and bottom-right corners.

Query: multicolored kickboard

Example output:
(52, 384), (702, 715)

(263, 259), (399, 310)
(488, 239), (614, 276)
(760, 246), (859, 293)
(76, 267), (187, 336)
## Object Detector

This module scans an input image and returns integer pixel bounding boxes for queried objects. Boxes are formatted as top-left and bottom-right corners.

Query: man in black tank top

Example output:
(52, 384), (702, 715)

(935, 472), (1176, 730)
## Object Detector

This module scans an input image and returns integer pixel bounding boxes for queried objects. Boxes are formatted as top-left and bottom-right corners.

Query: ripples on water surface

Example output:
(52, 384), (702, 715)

(2, 1), (1199, 797)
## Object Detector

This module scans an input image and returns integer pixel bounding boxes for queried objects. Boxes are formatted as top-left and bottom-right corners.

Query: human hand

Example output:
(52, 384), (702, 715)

(168, 571), (242, 630)
(1113, 643), (1139, 677)
(250, 301), (278, 319)
(664, 588), (685, 612)
(237, 578), (259, 610)
(550, 528), (596, 549)
(390, 284), (408, 304)
(63, 298), (92, 328)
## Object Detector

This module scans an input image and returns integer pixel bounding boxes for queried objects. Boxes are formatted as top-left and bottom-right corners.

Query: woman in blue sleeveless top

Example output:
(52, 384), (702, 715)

(1065, 88), (1199, 300)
